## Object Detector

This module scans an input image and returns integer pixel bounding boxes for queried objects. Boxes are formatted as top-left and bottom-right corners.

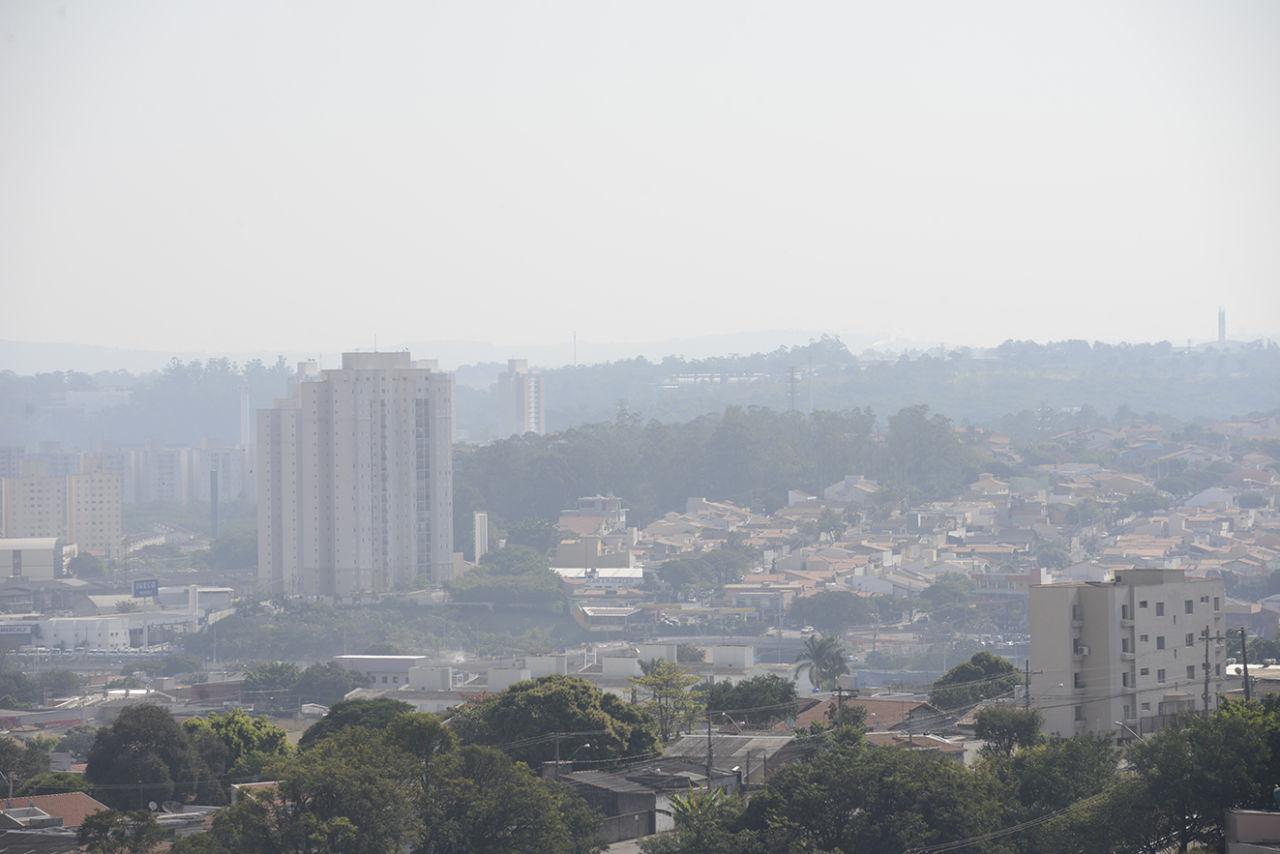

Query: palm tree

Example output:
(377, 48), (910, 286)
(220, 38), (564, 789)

(795, 634), (849, 691)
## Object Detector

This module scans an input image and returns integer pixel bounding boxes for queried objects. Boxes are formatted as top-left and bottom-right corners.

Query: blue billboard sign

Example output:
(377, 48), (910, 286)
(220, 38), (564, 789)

(132, 579), (160, 598)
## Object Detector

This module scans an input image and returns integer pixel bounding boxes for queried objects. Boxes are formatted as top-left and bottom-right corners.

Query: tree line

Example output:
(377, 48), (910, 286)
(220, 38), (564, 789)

(643, 697), (1280, 853)
(455, 403), (983, 554)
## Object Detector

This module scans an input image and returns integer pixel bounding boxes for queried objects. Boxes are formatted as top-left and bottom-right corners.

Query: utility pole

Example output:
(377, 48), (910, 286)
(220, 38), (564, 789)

(705, 708), (714, 790)
(1240, 627), (1252, 702)
(1024, 660), (1031, 710)
(1203, 629), (1226, 718)
(777, 596), (783, 665)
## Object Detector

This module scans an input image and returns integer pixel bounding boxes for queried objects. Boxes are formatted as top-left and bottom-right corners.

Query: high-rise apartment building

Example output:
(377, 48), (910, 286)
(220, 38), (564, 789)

(496, 359), (545, 437)
(1, 463), (68, 541)
(1030, 568), (1226, 741)
(257, 352), (454, 598)
(0, 447), (24, 480)
(473, 510), (489, 563)
(67, 461), (124, 558)
(0, 458), (122, 558)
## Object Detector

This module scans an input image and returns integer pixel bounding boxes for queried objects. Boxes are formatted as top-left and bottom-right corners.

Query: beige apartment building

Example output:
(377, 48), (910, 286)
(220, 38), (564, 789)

(1030, 568), (1226, 742)
(495, 359), (545, 437)
(1, 464), (67, 541)
(257, 352), (454, 598)
(0, 459), (122, 558)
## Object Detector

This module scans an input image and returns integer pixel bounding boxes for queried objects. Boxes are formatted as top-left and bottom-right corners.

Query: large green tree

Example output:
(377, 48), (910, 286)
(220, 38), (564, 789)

(794, 634), (848, 691)
(86, 704), (206, 809)
(294, 662), (371, 706)
(182, 707), (291, 789)
(450, 675), (658, 766)
(738, 736), (1005, 852)
(701, 675), (797, 727)
(298, 697), (413, 749)
(78, 810), (162, 854)
(630, 661), (702, 742)
(419, 745), (602, 854)
(974, 705), (1042, 756)
(929, 652), (1020, 709)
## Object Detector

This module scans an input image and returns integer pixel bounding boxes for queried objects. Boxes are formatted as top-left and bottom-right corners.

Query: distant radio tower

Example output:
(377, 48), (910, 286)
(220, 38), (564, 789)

(788, 367), (800, 412)
(1218, 306), (1226, 345)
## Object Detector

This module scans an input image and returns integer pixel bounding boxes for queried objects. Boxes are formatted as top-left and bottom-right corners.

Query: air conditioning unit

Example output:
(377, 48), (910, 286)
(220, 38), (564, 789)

(1079, 645), (1090, 656)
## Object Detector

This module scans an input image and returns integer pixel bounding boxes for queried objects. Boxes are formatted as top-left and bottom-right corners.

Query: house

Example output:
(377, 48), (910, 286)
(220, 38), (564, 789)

(0, 791), (108, 829)
(864, 730), (967, 763)
(661, 733), (804, 785)
(558, 763), (739, 845)
(791, 695), (946, 733)
(0, 829), (81, 853)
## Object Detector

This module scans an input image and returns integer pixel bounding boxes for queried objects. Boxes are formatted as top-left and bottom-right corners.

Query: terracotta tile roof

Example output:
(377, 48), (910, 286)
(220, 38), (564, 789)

(2, 791), (107, 828)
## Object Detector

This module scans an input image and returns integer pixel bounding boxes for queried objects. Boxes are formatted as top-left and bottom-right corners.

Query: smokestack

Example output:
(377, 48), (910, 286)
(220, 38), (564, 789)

(1218, 306), (1226, 345)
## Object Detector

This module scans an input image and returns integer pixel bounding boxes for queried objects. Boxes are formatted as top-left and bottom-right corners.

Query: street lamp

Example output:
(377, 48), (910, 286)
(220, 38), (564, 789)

(1114, 721), (1144, 741)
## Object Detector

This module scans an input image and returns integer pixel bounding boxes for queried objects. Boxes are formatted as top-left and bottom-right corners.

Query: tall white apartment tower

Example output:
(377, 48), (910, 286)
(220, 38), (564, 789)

(257, 352), (454, 598)
(473, 510), (490, 563)
(496, 359), (545, 437)
(1030, 568), (1225, 742)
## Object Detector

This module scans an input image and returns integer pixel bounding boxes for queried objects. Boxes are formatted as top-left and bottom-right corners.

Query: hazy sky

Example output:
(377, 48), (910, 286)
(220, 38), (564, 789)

(2, 0), (1278, 356)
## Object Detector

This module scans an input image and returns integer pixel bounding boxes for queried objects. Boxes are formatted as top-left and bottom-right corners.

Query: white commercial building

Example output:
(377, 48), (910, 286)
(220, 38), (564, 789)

(333, 654), (429, 687)
(0, 538), (67, 581)
(257, 353), (455, 597)
(1030, 568), (1226, 741)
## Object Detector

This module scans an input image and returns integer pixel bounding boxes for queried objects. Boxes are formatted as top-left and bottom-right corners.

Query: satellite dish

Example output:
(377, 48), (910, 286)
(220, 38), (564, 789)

(148, 801), (158, 812)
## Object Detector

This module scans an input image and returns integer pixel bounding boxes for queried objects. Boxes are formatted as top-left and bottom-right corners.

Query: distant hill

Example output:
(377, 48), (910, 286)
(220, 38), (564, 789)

(1, 336), (1277, 448)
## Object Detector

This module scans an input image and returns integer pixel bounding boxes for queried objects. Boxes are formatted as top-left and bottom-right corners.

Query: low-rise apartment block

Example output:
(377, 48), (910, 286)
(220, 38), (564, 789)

(1030, 568), (1226, 741)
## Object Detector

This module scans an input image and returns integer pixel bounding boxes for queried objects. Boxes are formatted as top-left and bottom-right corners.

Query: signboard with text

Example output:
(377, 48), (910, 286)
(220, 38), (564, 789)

(133, 579), (159, 598)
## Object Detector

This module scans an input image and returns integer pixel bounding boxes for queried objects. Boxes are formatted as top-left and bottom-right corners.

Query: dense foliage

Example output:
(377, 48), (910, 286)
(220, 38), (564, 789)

(700, 674), (798, 727)
(85, 705), (291, 808)
(182, 599), (585, 661)
(448, 546), (563, 607)
(454, 404), (982, 549)
(0, 664), (84, 708)
(241, 661), (370, 709)
(788, 590), (905, 633)
(929, 652), (1022, 709)
(448, 675), (659, 766)
(648, 547), (759, 598)
(186, 706), (603, 854)
(644, 697), (1280, 853)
